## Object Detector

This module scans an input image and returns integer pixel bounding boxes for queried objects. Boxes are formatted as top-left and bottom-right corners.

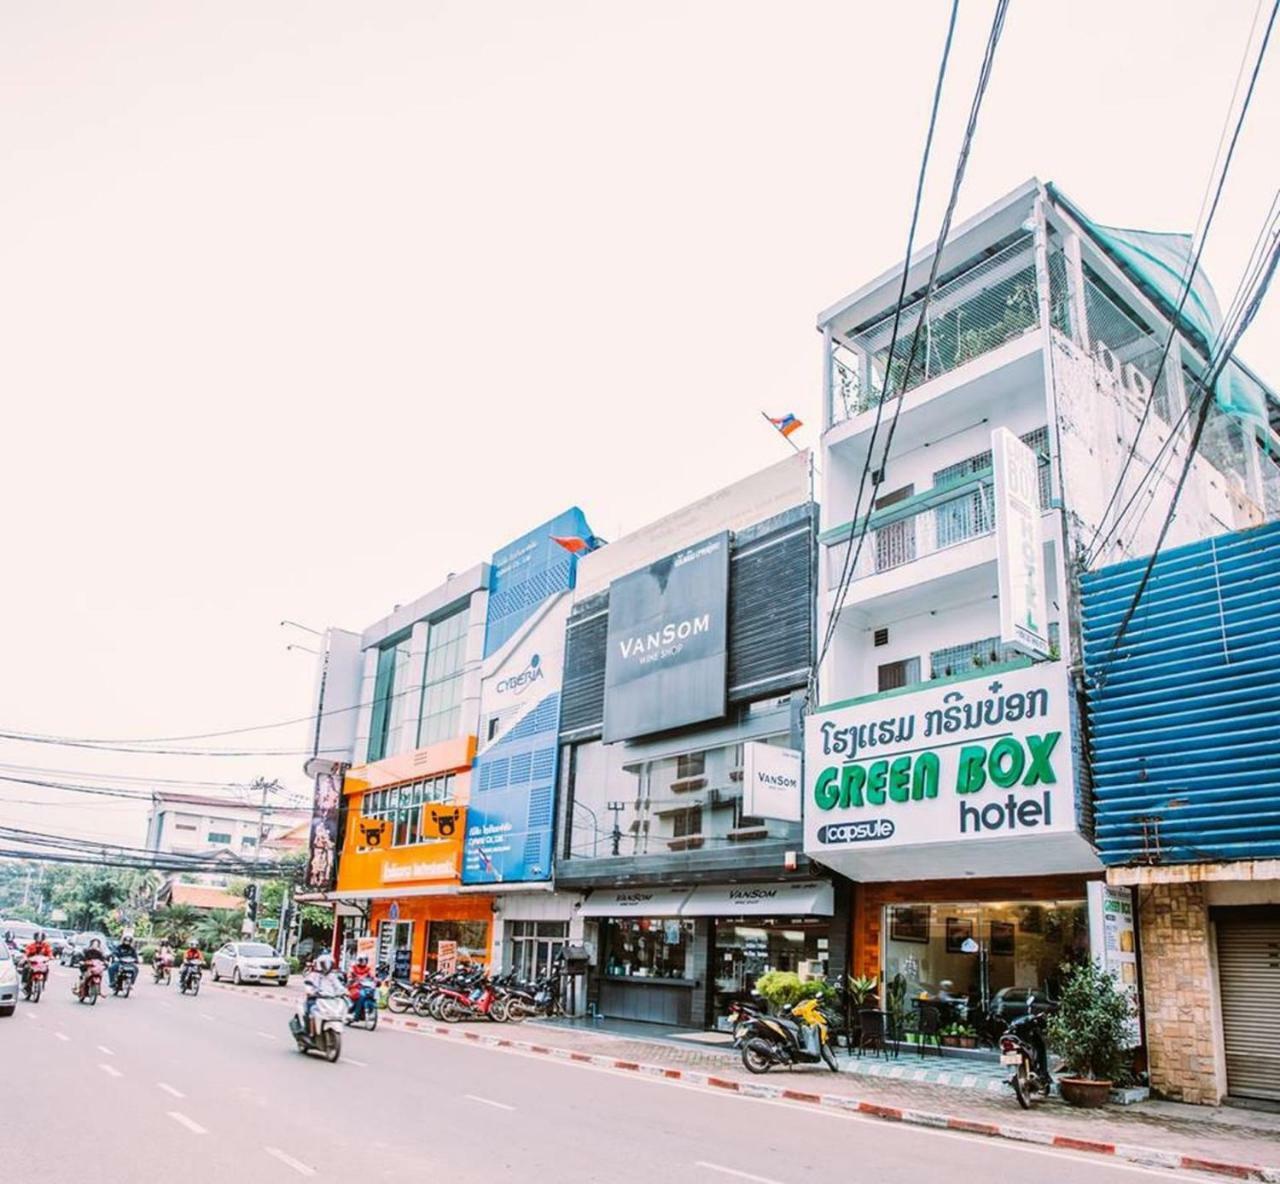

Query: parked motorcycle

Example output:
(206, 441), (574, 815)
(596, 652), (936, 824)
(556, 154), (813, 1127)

(289, 995), (346, 1062)
(22, 954), (50, 1003)
(385, 978), (416, 1015)
(1001, 1010), (1053, 1108)
(178, 963), (202, 996)
(347, 978), (379, 1030)
(736, 997), (840, 1074)
(77, 963), (105, 1005)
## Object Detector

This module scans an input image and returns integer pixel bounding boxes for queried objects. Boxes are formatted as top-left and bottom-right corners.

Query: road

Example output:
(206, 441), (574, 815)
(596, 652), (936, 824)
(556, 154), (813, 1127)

(5, 964), (1215, 1184)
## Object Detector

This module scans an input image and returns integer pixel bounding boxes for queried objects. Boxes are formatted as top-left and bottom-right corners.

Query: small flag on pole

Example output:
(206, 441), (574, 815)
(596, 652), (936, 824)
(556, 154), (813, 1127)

(551, 534), (605, 555)
(768, 413), (803, 438)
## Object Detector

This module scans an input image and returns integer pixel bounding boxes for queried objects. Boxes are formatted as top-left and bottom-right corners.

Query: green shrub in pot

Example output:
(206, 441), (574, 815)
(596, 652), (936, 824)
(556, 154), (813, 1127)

(1047, 959), (1132, 1084)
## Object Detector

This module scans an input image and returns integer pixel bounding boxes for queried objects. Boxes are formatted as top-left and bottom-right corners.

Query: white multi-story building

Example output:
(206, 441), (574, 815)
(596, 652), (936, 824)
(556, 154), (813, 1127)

(804, 179), (1278, 1020)
(145, 790), (307, 863)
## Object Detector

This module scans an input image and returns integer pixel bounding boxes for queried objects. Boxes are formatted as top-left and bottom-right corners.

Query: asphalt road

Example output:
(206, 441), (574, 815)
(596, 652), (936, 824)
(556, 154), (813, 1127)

(4, 964), (1214, 1184)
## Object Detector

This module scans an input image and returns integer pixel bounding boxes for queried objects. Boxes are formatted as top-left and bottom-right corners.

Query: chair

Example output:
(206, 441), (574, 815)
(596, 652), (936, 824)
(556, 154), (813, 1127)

(857, 1009), (889, 1059)
(915, 1002), (942, 1057)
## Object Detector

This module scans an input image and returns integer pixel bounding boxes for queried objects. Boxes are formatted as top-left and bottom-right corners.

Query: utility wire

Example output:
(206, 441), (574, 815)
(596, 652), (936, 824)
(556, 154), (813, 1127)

(1084, 0), (1279, 565)
(1095, 226), (1280, 674)
(820, 0), (1011, 673)
(817, 0), (960, 676)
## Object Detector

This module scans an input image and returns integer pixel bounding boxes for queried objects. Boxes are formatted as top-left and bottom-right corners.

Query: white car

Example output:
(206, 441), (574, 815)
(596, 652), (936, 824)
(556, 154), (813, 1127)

(210, 941), (291, 986)
(0, 942), (18, 1016)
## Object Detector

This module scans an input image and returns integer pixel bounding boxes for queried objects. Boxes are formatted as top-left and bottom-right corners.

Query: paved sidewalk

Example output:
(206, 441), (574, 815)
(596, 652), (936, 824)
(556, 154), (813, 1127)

(213, 982), (1280, 1180)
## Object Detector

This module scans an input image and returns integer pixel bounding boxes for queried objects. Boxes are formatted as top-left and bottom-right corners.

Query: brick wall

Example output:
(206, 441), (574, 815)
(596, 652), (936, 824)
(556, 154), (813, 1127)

(1139, 882), (1224, 1105)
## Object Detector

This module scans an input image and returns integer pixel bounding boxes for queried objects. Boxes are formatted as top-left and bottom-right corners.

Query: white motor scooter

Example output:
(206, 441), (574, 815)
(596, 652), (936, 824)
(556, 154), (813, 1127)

(289, 993), (346, 1063)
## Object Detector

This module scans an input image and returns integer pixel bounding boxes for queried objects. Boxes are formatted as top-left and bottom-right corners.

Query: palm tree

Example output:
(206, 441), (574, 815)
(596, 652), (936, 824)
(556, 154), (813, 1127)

(193, 909), (244, 951)
(153, 904), (202, 945)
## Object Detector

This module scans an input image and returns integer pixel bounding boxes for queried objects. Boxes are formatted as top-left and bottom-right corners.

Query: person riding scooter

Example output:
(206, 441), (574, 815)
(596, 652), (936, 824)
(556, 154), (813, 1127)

(179, 943), (203, 989)
(22, 931), (53, 992)
(304, 953), (345, 1031)
(108, 935), (140, 992)
(78, 939), (109, 999)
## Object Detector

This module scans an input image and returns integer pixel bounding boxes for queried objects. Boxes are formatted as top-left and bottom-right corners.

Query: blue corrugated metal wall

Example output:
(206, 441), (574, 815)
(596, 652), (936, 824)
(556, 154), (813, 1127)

(1081, 519), (1280, 865)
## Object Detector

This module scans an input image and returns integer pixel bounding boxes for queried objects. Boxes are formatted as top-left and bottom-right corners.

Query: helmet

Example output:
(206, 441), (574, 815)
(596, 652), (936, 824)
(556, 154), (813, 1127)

(315, 953), (335, 973)
(356, 955), (369, 966)
(89, 939), (102, 950)
(34, 931), (45, 942)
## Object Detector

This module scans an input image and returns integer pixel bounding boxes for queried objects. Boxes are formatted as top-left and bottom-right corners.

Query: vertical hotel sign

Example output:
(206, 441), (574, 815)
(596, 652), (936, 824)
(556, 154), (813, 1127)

(993, 428), (1050, 659)
(305, 764), (347, 893)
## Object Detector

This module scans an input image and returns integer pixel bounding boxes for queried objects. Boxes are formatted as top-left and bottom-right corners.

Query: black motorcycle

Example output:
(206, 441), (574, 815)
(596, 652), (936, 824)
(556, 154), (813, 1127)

(1001, 1010), (1053, 1108)
(179, 963), (203, 996)
(733, 997), (840, 1075)
(109, 959), (139, 998)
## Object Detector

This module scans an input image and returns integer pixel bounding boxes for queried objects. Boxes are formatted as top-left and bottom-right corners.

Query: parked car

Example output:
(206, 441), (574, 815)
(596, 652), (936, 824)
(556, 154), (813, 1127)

(0, 941), (18, 1016)
(210, 941), (290, 986)
(2, 921), (39, 949)
(988, 986), (1055, 1022)
(61, 931), (112, 966)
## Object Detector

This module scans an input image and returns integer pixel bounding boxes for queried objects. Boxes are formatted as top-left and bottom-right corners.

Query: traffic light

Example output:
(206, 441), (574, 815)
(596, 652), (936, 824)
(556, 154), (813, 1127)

(282, 904), (296, 935)
(245, 882), (259, 922)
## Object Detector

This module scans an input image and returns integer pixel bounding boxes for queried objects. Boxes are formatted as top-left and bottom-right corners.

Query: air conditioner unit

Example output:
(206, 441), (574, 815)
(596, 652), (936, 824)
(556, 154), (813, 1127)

(1123, 364), (1151, 399)
(1094, 342), (1120, 380)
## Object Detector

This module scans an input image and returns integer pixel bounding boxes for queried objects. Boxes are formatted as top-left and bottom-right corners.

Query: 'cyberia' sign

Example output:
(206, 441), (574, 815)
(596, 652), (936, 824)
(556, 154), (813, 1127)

(803, 662), (1076, 854)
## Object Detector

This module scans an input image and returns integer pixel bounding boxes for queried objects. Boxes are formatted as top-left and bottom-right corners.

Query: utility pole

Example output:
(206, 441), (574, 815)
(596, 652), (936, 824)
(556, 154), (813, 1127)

(276, 882), (291, 956)
(246, 777), (281, 937)
(607, 801), (626, 857)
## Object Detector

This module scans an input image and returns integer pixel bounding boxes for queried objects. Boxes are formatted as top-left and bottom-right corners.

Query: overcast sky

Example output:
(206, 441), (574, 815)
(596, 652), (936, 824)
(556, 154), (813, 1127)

(2, 1), (1277, 848)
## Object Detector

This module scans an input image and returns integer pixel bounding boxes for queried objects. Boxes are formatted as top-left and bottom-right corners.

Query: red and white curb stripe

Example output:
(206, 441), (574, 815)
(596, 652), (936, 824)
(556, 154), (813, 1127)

(211, 983), (1280, 1182)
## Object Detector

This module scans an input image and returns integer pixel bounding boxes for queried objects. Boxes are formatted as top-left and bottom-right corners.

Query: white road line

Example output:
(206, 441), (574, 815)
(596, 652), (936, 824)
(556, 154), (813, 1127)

(344, 1057), (368, 1068)
(696, 1165), (784, 1184)
(98, 1063), (123, 1079)
(24, 1010), (36, 1020)
(464, 1094), (515, 1111)
(200, 1013), (214, 1021)
(255, 1030), (278, 1041)
(54, 1032), (70, 1042)
(264, 1147), (316, 1177)
(97, 1044), (114, 1055)
(157, 1083), (185, 1099)
(167, 1112), (207, 1135)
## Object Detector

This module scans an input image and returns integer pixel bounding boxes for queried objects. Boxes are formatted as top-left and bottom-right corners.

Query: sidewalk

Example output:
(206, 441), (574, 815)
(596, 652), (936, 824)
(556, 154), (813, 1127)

(214, 982), (1280, 1180)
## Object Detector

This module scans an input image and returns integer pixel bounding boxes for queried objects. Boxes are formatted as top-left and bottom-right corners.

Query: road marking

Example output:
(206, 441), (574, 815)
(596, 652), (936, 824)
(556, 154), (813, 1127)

(200, 1013), (214, 1021)
(97, 1044), (114, 1055)
(167, 1112), (207, 1135)
(696, 1164), (784, 1184)
(24, 1010), (36, 1020)
(344, 1057), (368, 1068)
(98, 1063), (123, 1079)
(157, 1083), (185, 1099)
(264, 1147), (316, 1177)
(255, 1030), (278, 1041)
(54, 1032), (70, 1042)
(464, 1094), (515, 1111)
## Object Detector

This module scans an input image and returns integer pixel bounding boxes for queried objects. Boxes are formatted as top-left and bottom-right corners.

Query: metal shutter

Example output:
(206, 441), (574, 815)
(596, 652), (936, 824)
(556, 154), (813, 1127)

(560, 593), (610, 741)
(1217, 913), (1280, 1101)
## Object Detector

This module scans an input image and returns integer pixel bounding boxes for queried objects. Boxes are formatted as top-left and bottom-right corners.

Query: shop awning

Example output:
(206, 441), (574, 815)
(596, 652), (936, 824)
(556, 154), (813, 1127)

(680, 881), (834, 917)
(580, 886), (692, 917)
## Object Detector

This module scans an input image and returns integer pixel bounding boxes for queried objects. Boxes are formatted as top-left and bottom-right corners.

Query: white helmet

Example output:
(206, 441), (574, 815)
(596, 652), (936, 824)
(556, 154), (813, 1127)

(315, 953), (334, 973)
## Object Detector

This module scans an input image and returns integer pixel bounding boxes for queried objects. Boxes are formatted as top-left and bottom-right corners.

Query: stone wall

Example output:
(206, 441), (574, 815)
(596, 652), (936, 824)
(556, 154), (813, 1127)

(1138, 882), (1224, 1105)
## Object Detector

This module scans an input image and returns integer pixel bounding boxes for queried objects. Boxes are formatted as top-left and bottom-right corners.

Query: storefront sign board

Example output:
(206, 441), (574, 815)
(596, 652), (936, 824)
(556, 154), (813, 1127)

(437, 939), (458, 976)
(580, 886), (693, 917)
(681, 880), (833, 917)
(1088, 882), (1142, 1047)
(805, 663), (1079, 876)
(994, 427), (1051, 659)
(743, 742), (802, 822)
(603, 531), (730, 742)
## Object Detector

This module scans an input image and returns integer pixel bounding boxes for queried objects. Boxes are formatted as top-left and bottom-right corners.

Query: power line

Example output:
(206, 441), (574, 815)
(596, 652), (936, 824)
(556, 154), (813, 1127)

(820, 0), (1011, 673)
(0, 772), (311, 811)
(1095, 224), (1280, 675)
(817, 0), (960, 677)
(1083, 0), (1279, 564)
(0, 731), (347, 758)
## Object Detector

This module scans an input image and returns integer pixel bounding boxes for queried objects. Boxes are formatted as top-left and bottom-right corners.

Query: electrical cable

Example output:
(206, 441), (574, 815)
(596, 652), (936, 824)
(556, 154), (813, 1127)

(819, 0), (1011, 674)
(1083, 0), (1279, 564)
(817, 0), (960, 678)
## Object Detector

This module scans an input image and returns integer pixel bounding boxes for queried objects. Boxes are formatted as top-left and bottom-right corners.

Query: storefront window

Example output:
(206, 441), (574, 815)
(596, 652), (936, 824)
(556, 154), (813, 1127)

(426, 920), (489, 971)
(712, 917), (829, 1017)
(507, 920), (568, 981)
(882, 900), (1089, 1026)
(604, 918), (694, 979)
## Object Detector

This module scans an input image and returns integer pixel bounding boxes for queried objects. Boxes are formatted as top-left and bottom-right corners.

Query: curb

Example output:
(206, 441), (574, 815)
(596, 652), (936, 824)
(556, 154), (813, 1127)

(209, 983), (1280, 1182)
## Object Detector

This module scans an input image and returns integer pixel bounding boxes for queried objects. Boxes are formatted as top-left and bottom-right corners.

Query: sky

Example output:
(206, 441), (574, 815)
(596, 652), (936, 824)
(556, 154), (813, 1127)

(1, 1), (1277, 847)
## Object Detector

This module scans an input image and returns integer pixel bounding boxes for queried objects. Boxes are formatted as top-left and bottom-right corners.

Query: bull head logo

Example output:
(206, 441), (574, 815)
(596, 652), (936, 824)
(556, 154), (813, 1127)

(430, 808), (460, 838)
(360, 821), (387, 848)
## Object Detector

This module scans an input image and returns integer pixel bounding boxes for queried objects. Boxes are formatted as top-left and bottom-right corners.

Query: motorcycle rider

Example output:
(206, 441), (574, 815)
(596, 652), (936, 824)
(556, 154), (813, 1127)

(180, 942), (203, 989)
(154, 939), (175, 977)
(21, 930), (53, 991)
(303, 952), (344, 1031)
(108, 934), (140, 992)
(78, 938), (109, 998)
(346, 953), (375, 1019)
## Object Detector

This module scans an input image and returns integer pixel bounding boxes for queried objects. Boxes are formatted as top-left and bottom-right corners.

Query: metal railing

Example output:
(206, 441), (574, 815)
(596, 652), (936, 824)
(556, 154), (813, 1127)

(831, 235), (1066, 421)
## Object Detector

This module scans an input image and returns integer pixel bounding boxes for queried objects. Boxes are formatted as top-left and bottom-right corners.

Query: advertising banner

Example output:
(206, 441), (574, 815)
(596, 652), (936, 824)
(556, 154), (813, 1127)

(804, 663), (1077, 872)
(993, 428), (1051, 658)
(437, 939), (458, 976)
(603, 531), (730, 742)
(742, 741), (802, 822)
(304, 765), (347, 893)
(1088, 882), (1142, 1047)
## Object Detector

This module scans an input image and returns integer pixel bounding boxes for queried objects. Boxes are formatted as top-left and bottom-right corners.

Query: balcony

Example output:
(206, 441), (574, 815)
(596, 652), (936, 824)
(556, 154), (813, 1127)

(830, 234), (1071, 424)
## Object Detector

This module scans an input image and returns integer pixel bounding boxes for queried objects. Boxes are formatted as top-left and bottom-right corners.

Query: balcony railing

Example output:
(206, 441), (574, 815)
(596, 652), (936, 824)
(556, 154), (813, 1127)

(830, 235), (1073, 423)
(824, 458), (1051, 589)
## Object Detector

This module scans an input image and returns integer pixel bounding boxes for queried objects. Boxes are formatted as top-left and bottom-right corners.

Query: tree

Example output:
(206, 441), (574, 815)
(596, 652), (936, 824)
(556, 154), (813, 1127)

(153, 904), (202, 945)
(193, 909), (244, 951)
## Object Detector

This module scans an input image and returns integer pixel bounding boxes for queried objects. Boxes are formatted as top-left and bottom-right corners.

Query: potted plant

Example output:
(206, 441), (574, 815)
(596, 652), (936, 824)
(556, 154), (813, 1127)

(847, 974), (879, 1008)
(1047, 959), (1132, 1107)
(939, 1022), (979, 1049)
